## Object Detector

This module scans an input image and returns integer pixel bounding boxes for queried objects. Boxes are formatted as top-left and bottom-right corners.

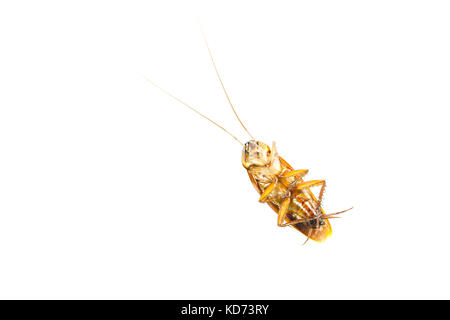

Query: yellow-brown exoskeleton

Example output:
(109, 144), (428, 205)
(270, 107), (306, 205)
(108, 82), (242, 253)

(242, 140), (351, 242)
(144, 30), (352, 243)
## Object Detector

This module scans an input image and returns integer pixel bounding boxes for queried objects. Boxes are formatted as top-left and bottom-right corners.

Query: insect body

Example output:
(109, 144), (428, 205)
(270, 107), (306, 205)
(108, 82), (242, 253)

(242, 140), (351, 242)
(144, 31), (351, 243)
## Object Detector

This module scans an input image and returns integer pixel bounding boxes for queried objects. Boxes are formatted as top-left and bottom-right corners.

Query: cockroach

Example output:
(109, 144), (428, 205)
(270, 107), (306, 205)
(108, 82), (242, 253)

(143, 32), (352, 243)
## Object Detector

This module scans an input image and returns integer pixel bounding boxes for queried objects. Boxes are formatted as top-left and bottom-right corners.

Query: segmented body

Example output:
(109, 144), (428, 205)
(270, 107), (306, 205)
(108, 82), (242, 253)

(245, 147), (332, 242)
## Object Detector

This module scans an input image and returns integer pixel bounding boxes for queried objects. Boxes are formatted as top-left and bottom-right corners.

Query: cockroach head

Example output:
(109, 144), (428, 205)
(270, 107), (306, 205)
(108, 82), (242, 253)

(242, 140), (271, 169)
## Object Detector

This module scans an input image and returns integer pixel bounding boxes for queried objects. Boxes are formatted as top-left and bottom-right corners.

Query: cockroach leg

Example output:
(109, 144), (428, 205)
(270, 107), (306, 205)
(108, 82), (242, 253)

(293, 179), (326, 214)
(322, 207), (354, 218)
(316, 180), (327, 209)
(276, 197), (291, 227)
(294, 180), (326, 191)
(282, 169), (309, 179)
(258, 179), (277, 202)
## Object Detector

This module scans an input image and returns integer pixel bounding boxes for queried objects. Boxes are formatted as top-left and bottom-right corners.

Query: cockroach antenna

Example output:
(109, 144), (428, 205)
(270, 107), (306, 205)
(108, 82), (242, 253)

(200, 28), (255, 141)
(141, 74), (244, 147)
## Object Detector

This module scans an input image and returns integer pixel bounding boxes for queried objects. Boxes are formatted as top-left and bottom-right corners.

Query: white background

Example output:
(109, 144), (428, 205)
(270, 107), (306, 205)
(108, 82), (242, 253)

(0, 0), (449, 299)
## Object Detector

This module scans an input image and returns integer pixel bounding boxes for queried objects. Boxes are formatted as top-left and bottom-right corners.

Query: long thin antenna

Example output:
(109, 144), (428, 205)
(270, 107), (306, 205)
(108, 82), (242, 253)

(200, 29), (255, 141)
(141, 74), (244, 147)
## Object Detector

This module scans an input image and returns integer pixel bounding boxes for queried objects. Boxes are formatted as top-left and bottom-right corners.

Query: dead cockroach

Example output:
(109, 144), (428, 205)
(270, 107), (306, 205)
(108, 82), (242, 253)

(143, 32), (352, 243)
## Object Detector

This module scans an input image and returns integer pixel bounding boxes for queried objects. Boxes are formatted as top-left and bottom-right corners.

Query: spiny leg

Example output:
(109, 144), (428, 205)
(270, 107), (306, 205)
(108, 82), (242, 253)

(281, 206), (354, 228)
(263, 173), (349, 231)
(316, 180), (326, 208)
(322, 207), (354, 218)
(294, 180), (353, 220)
